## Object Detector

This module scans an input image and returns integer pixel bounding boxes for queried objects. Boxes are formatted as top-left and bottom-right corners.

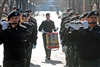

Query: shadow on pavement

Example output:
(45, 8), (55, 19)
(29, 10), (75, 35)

(30, 63), (41, 67)
(42, 59), (63, 65)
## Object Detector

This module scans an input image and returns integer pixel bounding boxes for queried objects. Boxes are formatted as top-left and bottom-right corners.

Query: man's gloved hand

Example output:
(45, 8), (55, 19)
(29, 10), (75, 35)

(56, 27), (59, 31)
(33, 44), (36, 49)
(41, 30), (45, 33)
(81, 21), (89, 29)
(1, 21), (9, 30)
(69, 21), (80, 30)
(62, 46), (67, 52)
(69, 21), (88, 30)
(60, 40), (62, 44)
(54, 27), (59, 32)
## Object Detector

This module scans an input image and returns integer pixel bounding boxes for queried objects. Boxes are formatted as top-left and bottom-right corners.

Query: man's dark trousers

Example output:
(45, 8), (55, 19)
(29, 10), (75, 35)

(42, 33), (51, 58)
(26, 44), (33, 67)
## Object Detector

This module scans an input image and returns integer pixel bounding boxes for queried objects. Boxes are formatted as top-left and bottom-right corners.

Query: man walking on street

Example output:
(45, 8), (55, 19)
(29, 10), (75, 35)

(39, 13), (57, 60)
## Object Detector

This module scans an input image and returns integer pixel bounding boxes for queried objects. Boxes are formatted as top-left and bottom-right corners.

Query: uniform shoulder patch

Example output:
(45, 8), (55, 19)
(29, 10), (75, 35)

(20, 24), (27, 29)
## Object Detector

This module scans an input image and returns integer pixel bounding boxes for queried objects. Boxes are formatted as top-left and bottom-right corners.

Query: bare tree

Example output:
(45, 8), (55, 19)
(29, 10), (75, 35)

(7, 0), (15, 12)
(0, 0), (8, 19)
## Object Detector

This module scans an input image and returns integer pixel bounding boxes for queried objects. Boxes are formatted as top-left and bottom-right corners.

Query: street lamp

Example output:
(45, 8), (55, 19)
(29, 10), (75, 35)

(34, 4), (36, 13)
(34, 4), (36, 6)
(28, 0), (30, 3)
(31, 3), (33, 5)
(28, 0), (30, 8)
(31, 3), (33, 14)
(58, 5), (59, 7)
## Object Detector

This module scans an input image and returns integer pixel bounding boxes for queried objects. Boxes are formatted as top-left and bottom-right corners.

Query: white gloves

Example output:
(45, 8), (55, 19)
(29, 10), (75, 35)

(0, 21), (8, 30)
(62, 46), (67, 52)
(41, 30), (45, 33)
(68, 21), (89, 30)
(54, 27), (59, 31)
(81, 21), (89, 29)
(60, 40), (62, 44)
(33, 44), (36, 49)
(69, 21), (81, 30)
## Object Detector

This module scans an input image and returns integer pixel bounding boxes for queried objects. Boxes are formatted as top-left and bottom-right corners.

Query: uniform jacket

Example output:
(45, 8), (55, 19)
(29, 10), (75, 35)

(67, 25), (100, 61)
(59, 16), (70, 40)
(21, 22), (34, 48)
(29, 17), (37, 45)
(0, 23), (30, 61)
(39, 20), (56, 32)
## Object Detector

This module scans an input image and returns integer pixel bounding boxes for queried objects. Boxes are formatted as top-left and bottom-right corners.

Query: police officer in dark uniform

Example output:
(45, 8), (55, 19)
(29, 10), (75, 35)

(25, 9), (38, 47)
(21, 13), (36, 67)
(39, 13), (57, 60)
(59, 9), (72, 53)
(0, 11), (30, 67)
(60, 9), (74, 47)
(65, 14), (76, 67)
(24, 10), (37, 67)
(16, 8), (23, 18)
(60, 10), (75, 67)
(59, 8), (71, 38)
(67, 10), (100, 67)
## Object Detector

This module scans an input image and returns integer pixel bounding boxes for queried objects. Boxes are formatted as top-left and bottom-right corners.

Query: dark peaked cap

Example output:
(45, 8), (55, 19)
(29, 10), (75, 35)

(23, 13), (29, 17)
(87, 10), (99, 18)
(69, 11), (75, 17)
(83, 12), (89, 18)
(8, 11), (20, 21)
(66, 8), (72, 12)
(16, 8), (22, 13)
(25, 9), (32, 13)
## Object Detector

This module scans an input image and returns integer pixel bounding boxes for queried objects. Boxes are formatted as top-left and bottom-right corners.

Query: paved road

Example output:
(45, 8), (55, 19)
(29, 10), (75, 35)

(30, 11), (66, 67)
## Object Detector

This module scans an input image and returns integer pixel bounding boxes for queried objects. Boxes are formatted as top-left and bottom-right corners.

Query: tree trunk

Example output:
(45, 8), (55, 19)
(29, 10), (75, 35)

(22, 0), (28, 12)
(7, 0), (15, 12)
(0, 0), (7, 19)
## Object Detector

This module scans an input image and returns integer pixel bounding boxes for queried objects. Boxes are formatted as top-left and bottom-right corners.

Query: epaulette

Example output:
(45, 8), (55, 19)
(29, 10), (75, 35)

(96, 25), (100, 29)
(20, 24), (27, 29)
(29, 21), (35, 25)
(30, 17), (36, 22)
(70, 16), (75, 21)
(63, 19), (70, 24)
(62, 15), (69, 20)
(70, 21), (75, 24)
(98, 25), (100, 26)
(22, 22), (32, 26)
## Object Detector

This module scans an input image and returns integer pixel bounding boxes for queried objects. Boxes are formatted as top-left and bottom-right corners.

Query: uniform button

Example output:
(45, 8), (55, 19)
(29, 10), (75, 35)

(16, 28), (18, 30)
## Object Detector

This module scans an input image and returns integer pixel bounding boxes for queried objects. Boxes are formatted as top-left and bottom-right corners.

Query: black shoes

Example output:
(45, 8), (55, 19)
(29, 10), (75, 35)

(46, 57), (51, 60)
(47, 57), (50, 60)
